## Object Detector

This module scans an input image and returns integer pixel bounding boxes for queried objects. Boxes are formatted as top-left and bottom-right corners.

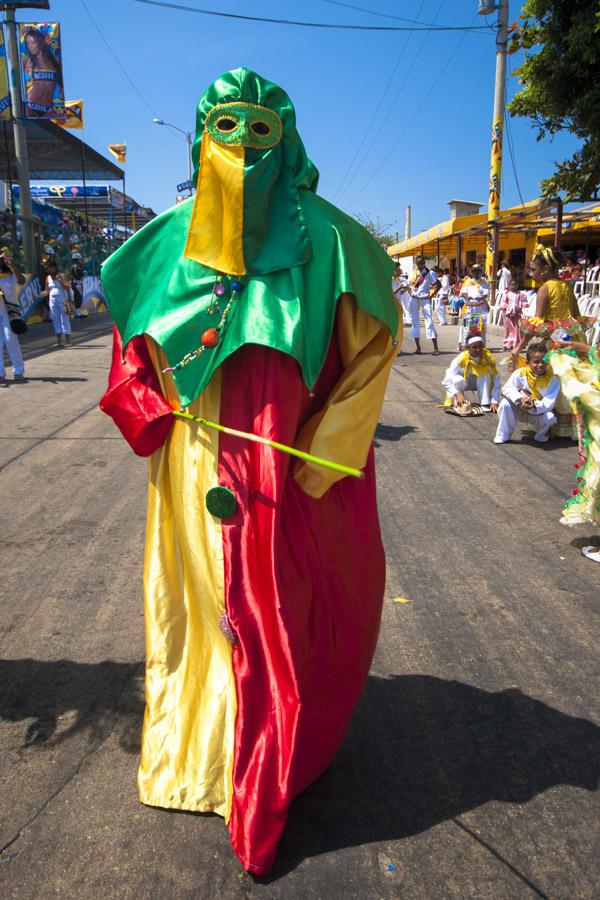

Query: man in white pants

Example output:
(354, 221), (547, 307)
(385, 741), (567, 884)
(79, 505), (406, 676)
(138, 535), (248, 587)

(442, 333), (500, 412)
(409, 255), (440, 355)
(494, 342), (559, 444)
(0, 251), (26, 384)
(436, 267), (450, 325)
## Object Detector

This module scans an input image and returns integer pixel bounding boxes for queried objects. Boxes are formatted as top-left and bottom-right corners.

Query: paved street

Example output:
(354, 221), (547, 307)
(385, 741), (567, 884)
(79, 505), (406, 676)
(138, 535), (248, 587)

(1, 315), (598, 899)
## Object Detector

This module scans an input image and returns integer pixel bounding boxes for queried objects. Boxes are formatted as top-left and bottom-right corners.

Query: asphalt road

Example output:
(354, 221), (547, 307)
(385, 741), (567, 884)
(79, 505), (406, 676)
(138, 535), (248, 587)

(1, 315), (598, 899)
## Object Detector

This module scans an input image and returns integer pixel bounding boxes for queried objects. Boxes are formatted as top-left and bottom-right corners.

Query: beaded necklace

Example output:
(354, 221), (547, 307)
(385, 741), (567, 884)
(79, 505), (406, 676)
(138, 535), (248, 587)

(163, 273), (244, 374)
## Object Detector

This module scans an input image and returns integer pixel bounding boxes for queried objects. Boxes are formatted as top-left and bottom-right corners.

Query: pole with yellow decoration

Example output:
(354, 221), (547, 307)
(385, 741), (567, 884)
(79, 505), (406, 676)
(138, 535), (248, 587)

(480, 0), (509, 303)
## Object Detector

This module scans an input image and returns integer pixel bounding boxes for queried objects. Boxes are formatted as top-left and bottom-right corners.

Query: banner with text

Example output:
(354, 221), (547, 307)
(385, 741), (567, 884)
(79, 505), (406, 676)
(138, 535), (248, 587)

(20, 22), (66, 120)
(0, 29), (10, 120)
(52, 98), (83, 130)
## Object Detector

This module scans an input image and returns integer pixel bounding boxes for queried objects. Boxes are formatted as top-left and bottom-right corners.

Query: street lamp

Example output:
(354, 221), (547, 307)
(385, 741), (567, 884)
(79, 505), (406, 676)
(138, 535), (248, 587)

(152, 117), (193, 188)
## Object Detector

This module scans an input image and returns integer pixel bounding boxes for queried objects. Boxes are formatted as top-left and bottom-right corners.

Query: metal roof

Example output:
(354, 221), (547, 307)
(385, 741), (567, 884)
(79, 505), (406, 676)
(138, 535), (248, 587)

(0, 118), (124, 180)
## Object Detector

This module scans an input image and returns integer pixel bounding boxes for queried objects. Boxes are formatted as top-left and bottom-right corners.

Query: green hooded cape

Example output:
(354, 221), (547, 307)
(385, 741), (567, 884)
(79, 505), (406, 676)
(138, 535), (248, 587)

(101, 68), (397, 408)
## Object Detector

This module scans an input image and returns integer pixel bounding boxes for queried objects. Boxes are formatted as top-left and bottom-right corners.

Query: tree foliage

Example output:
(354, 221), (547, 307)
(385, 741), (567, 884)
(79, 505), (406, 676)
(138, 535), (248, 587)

(508, 0), (600, 200)
(355, 213), (397, 247)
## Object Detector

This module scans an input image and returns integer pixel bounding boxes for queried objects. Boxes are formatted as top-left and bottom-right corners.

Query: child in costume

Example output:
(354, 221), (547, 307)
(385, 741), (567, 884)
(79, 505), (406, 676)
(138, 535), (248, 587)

(499, 278), (528, 350)
(493, 342), (560, 444)
(100, 69), (399, 876)
(458, 265), (489, 349)
(442, 331), (500, 413)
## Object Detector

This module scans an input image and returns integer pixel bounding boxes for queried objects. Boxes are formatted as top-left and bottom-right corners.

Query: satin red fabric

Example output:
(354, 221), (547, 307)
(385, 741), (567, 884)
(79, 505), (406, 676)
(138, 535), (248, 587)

(100, 328), (174, 456)
(218, 338), (385, 875)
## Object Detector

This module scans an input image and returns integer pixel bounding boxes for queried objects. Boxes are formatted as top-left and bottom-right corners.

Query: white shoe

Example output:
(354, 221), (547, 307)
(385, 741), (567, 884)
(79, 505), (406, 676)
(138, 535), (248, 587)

(582, 546), (600, 564)
(534, 433), (549, 443)
(481, 405), (491, 412)
(493, 436), (507, 444)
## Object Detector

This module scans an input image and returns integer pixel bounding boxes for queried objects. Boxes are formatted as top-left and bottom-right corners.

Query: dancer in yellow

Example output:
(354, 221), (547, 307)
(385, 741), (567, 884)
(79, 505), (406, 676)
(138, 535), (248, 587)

(550, 336), (600, 533)
(511, 245), (585, 438)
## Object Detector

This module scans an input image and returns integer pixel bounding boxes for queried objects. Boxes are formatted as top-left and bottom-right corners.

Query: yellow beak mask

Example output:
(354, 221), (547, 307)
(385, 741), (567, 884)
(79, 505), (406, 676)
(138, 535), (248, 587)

(184, 76), (314, 277)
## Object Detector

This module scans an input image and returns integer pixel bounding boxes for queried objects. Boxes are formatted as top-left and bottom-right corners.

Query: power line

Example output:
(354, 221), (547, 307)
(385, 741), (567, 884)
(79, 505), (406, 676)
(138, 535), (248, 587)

(336, 0), (447, 203)
(505, 59), (525, 206)
(318, 0), (442, 26)
(345, 16), (477, 208)
(332, 0), (427, 202)
(133, 0), (490, 32)
(79, 0), (159, 117)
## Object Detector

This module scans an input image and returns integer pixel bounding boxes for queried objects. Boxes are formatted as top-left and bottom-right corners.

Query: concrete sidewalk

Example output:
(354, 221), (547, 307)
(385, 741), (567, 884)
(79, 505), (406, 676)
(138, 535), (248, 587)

(0, 317), (598, 898)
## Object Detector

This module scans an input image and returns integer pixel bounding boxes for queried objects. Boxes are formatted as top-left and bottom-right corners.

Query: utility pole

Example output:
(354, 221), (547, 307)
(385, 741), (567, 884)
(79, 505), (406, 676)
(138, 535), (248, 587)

(481, 0), (509, 302)
(4, 5), (35, 271)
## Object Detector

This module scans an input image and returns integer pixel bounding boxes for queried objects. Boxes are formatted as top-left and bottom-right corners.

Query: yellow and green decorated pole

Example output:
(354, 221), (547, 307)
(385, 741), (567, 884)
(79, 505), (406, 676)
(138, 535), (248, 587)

(482, 0), (510, 302)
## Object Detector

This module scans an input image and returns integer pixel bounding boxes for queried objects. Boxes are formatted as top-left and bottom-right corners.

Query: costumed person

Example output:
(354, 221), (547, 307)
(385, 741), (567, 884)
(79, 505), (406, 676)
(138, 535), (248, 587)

(511, 245), (584, 439)
(70, 250), (85, 317)
(0, 250), (26, 383)
(436, 267), (450, 326)
(408, 254), (440, 355)
(493, 341), (560, 444)
(36, 262), (72, 347)
(549, 336), (600, 547)
(442, 331), (500, 414)
(392, 263), (411, 326)
(99, 69), (399, 875)
(499, 277), (528, 350)
(458, 264), (489, 349)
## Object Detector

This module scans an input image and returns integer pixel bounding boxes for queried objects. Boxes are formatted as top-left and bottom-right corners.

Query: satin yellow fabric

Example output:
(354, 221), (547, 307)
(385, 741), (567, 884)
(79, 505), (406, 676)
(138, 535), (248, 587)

(184, 136), (246, 275)
(139, 340), (237, 819)
(294, 293), (399, 499)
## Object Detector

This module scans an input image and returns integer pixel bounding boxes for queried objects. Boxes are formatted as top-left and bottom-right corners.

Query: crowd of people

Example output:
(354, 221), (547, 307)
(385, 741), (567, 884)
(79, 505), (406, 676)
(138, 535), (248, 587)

(395, 244), (600, 563)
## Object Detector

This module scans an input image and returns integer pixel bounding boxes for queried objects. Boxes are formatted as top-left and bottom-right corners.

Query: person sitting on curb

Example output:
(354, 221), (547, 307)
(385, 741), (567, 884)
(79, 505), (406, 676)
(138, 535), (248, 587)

(442, 331), (500, 413)
(493, 342), (560, 444)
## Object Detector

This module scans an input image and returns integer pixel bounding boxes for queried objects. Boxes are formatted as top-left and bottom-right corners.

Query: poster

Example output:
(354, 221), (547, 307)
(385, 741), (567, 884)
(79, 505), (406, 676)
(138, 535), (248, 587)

(53, 99), (83, 130)
(0, 29), (10, 120)
(19, 22), (66, 120)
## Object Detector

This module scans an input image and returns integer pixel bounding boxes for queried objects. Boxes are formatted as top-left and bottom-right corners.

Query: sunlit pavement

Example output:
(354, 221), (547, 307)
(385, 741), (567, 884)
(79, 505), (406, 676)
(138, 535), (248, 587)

(1, 315), (598, 898)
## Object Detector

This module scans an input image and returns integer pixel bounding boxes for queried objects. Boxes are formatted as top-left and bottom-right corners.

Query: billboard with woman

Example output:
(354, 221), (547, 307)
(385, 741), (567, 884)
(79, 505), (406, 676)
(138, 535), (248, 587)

(19, 22), (65, 119)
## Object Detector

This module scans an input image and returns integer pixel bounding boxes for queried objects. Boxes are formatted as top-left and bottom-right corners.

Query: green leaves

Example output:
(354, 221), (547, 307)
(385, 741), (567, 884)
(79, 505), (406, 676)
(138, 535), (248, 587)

(508, 0), (600, 200)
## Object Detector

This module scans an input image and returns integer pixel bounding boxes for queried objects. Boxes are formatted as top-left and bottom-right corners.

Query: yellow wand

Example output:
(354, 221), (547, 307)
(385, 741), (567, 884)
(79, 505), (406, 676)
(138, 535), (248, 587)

(173, 410), (364, 479)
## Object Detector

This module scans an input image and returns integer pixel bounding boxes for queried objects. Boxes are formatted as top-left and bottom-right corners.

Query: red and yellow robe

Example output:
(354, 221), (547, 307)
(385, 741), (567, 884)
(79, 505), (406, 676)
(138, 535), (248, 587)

(101, 293), (398, 874)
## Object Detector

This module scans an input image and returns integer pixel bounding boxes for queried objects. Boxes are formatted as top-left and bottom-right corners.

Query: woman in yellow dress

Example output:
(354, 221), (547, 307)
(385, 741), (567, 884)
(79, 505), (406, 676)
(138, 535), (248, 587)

(510, 245), (584, 438)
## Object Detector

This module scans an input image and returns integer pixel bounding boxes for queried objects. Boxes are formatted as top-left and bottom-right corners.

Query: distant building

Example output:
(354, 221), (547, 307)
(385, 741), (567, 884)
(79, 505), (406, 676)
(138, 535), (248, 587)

(447, 199), (484, 220)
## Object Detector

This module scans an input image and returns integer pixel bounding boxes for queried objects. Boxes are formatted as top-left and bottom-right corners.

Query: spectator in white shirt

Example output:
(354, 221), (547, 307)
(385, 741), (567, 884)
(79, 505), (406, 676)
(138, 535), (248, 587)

(408, 255), (440, 355)
(0, 251), (26, 383)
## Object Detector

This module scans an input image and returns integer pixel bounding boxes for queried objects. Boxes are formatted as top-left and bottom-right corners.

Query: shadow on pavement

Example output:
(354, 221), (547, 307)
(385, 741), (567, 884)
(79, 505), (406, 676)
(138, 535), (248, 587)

(5, 376), (88, 384)
(375, 424), (417, 442)
(1, 664), (598, 876)
(0, 658), (142, 753)
(270, 674), (600, 878)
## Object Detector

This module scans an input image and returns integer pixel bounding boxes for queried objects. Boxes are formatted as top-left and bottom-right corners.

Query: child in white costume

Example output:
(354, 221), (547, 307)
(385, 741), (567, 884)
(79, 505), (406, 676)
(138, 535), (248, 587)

(442, 333), (500, 412)
(494, 343), (559, 444)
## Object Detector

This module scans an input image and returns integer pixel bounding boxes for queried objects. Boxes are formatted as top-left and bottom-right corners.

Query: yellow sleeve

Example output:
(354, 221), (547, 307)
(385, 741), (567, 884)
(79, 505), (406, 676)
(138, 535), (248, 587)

(293, 292), (399, 499)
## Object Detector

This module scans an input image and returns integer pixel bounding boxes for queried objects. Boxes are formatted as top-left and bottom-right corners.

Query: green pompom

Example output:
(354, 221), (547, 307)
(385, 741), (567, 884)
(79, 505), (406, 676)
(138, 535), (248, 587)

(205, 486), (238, 519)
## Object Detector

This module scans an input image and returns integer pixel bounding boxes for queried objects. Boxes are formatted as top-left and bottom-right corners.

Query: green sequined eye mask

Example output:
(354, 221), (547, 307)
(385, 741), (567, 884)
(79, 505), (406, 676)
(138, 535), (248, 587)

(205, 102), (283, 149)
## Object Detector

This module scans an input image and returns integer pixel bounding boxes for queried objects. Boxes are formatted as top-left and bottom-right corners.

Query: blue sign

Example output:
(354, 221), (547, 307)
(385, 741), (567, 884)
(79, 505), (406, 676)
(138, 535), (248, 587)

(177, 179), (193, 193)
(12, 184), (109, 199)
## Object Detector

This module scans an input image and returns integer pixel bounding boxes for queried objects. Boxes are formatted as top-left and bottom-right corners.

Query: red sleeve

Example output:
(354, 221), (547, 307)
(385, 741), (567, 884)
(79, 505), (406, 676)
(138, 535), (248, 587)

(100, 327), (174, 456)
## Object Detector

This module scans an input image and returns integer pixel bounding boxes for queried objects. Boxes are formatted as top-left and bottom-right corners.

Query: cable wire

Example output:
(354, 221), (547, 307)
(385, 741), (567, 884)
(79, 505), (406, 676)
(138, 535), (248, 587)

(318, 0), (441, 26)
(133, 0), (490, 32)
(344, 15), (477, 208)
(80, 0), (160, 117)
(331, 0), (427, 201)
(336, 0), (447, 203)
(504, 59), (525, 206)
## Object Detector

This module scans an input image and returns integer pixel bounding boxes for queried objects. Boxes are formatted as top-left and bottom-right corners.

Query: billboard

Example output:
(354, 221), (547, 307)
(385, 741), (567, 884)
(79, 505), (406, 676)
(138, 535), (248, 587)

(0, 29), (10, 120)
(19, 22), (66, 119)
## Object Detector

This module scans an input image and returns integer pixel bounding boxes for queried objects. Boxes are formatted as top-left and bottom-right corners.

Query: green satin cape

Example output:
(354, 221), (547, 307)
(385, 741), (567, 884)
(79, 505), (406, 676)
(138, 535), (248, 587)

(101, 191), (397, 408)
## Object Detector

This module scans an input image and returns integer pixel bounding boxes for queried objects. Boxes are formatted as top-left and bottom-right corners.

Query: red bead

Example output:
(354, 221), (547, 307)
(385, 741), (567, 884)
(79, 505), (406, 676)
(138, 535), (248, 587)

(201, 328), (219, 348)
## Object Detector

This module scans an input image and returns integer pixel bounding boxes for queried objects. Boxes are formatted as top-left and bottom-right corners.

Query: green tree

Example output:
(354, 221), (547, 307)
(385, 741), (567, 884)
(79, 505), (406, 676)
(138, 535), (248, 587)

(355, 213), (397, 247)
(508, 0), (600, 200)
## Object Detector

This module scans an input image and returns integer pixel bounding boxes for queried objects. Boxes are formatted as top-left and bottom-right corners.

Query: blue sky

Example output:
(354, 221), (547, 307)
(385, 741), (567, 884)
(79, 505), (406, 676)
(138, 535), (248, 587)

(37, 0), (579, 235)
